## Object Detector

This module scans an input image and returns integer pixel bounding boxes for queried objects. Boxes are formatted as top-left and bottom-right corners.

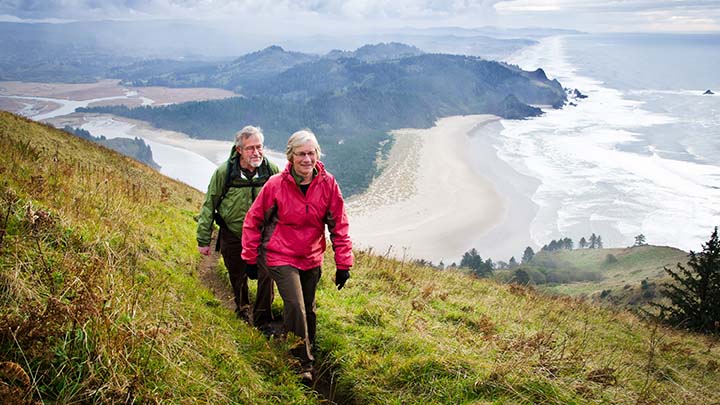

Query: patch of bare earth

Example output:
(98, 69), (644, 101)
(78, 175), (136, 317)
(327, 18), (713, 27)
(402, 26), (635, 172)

(0, 79), (127, 100)
(197, 233), (235, 311)
(0, 98), (61, 116)
(129, 86), (237, 105)
(0, 79), (237, 106)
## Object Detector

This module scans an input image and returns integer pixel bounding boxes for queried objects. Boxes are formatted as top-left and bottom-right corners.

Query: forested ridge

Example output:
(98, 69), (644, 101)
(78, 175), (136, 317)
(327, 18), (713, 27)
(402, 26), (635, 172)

(84, 45), (567, 195)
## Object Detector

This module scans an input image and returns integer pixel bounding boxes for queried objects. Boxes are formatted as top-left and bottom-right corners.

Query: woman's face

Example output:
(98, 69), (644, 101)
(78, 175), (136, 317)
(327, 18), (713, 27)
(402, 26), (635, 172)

(291, 141), (317, 179)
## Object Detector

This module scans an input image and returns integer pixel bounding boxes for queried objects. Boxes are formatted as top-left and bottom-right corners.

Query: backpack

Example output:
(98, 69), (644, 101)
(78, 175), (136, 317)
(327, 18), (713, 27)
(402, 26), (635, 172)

(212, 157), (273, 250)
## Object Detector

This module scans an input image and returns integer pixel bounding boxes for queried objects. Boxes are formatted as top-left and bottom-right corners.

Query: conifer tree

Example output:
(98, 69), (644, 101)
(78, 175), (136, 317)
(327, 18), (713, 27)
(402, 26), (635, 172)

(579, 237), (587, 249)
(655, 227), (720, 335)
(512, 268), (530, 285)
(596, 235), (603, 248)
(589, 233), (597, 249)
(522, 246), (535, 264)
(634, 234), (647, 246)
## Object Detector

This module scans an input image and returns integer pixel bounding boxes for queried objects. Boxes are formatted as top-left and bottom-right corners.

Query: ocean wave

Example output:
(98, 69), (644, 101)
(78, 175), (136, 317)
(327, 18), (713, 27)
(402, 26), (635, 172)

(493, 35), (720, 251)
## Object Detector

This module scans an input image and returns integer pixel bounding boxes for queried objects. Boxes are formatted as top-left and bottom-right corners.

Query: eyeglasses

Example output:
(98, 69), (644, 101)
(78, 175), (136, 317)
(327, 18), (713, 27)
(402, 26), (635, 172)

(242, 145), (263, 151)
(293, 151), (317, 159)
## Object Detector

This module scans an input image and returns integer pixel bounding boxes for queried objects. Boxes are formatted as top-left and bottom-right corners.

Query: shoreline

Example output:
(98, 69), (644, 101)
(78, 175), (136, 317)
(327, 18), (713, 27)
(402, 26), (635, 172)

(465, 119), (540, 263)
(50, 113), (237, 165)
(50, 114), (288, 168)
(347, 115), (538, 265)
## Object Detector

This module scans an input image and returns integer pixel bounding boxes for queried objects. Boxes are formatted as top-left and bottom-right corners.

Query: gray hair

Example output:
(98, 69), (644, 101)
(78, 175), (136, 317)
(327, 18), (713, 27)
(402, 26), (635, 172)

(234, 125), (264, 148)
(285, 129), (322, 161)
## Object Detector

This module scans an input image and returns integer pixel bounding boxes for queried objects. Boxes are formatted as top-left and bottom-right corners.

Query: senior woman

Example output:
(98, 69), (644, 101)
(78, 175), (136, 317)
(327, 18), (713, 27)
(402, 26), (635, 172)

(241, 129), (353, 381)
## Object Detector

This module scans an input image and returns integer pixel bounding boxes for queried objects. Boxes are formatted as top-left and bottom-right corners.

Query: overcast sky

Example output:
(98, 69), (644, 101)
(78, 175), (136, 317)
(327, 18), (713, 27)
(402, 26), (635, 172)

(1, 0), (719, 34)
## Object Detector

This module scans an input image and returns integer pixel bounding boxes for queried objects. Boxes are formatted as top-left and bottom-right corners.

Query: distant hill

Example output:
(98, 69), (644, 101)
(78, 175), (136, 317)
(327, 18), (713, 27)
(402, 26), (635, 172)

(499, 245), (689, 308)
(241, 52), (565, 109)
(325, 42), (424, 62)
(115, 45), (320, 92)
(113, 43), (425, 93)
(3, 111), (719, 403)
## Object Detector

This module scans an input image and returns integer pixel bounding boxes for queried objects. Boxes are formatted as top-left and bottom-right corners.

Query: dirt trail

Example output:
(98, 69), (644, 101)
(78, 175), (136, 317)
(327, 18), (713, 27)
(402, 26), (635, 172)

(197, 234), (235, 311)
(195, 232), (343, 403)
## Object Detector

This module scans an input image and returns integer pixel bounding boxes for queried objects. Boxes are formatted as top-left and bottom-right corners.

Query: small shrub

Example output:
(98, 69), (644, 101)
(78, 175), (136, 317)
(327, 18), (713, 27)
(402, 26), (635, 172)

(605, 254), (618, 264)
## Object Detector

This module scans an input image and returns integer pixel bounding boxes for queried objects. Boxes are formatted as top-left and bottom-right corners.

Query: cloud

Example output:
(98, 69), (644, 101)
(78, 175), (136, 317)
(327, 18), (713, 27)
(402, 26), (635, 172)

(492, 0), (720, 32)
(0, 0), (503, 21)
(0, 0), (717, 32)
(495, 0), (720, 13)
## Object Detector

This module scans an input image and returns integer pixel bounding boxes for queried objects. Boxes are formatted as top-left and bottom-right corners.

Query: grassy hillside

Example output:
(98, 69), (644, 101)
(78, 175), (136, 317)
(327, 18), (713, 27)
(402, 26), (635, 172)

(2, 111), (719, 403)
(531, 245), (687, 296)
(0, 112), (311, 403)
(525, 246), (688, 305)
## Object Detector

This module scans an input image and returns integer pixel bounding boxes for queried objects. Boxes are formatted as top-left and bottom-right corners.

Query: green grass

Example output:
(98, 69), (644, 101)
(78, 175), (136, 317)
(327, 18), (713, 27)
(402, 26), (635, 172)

(312, 250), (720, 404)
(518, 246), (688, 298)
(0, 112), (316, 403)
(2, 111), (719, 404)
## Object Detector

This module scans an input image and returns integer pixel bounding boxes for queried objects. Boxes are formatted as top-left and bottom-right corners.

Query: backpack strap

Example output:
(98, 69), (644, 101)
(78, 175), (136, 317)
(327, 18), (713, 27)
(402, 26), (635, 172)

(211, 159), (234, 251)
(212, 158), (272, 251)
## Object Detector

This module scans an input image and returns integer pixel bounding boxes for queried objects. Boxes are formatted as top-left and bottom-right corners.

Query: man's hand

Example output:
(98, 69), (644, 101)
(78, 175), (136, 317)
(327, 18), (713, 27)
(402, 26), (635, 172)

(245, 263), (258, 280)
(198, 246), (211, 256)
(335, 269), (350, 290)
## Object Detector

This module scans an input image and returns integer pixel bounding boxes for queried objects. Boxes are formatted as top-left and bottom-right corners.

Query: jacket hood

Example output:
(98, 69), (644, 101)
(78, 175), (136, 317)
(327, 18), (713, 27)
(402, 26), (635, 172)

(228, 144), (238, 160)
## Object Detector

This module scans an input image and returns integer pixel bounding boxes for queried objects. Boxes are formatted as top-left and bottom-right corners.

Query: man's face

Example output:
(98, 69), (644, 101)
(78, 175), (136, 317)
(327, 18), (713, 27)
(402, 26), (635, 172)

(239, 134), (263, 169)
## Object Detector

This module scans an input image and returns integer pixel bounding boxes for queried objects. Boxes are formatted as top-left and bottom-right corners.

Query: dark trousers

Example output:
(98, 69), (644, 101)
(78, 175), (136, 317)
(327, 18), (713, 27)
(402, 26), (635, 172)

(269, 265), (321, 371)
(219, 227), (274, 327)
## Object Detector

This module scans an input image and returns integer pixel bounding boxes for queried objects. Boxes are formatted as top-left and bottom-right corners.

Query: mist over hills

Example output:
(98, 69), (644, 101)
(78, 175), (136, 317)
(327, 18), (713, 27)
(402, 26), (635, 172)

(113, 45), (321, 91)
(0, 19), (580, 83)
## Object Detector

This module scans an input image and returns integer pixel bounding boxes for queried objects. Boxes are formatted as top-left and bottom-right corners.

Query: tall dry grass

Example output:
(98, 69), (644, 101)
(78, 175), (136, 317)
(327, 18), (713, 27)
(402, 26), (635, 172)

(0, 112), (317, 403)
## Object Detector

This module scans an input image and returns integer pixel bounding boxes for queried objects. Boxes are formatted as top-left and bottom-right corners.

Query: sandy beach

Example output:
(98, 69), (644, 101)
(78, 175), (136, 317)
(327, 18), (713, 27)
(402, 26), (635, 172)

(347, 115), (537, 265)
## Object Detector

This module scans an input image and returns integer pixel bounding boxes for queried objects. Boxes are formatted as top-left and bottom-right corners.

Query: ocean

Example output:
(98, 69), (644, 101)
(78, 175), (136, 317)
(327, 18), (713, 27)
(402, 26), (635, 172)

(497, 33), (720, 252)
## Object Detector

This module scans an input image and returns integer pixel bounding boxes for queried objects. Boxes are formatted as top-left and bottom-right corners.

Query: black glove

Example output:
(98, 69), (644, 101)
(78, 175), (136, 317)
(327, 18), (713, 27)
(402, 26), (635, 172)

(335, 269), (350, 290)
(245, 263), (258, 280)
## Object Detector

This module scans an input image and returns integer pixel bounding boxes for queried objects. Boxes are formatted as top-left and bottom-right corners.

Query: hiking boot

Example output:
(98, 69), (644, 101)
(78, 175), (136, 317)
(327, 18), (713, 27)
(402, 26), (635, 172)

(257, 324), (275, 339)
(235, 308), (251, 324)
(299, 370), (313, 382)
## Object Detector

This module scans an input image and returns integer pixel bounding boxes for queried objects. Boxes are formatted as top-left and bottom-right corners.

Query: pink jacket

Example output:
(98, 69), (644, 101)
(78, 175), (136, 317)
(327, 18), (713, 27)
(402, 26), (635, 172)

(241, 161), (353, 270)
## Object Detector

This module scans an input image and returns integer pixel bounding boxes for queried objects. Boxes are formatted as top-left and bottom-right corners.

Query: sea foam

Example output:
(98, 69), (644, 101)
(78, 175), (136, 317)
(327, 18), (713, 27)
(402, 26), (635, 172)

(497, 36), (720, 251)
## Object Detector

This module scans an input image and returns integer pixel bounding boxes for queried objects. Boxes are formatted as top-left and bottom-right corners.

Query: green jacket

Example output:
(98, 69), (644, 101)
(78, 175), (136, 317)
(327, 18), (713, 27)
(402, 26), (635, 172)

(196, 147), (280, 247)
